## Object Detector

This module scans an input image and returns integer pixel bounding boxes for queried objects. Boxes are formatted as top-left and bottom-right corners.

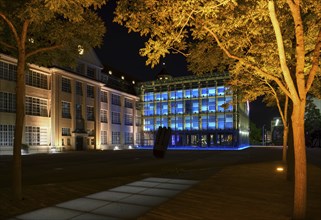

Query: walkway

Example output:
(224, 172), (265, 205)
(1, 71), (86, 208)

(10, 178), (198, 220)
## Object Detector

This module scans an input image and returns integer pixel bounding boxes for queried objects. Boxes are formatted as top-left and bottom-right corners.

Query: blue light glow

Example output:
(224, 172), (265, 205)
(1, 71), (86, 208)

(136, 145), (250, 151)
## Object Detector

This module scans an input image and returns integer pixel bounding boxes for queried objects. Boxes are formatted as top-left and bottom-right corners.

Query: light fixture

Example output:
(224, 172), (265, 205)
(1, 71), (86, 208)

(78, 45), (84, 55)
(276, 167), (284, 172)
(108, 70), (112, 75)
(121, 76), (125, 80)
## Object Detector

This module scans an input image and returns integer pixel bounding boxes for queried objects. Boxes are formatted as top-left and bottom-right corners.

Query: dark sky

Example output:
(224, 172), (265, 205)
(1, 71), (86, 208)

(94, 2), (279, 130)
(95, 2), (191, 82)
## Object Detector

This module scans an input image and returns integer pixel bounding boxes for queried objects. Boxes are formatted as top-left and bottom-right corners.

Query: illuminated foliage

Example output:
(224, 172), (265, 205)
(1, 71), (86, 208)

(115, 1), (321, 219)
(0, 0), (106, 201)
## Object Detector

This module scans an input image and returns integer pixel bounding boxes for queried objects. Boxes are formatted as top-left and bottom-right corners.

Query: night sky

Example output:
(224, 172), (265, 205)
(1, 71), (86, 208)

(94, 2), (279, 130)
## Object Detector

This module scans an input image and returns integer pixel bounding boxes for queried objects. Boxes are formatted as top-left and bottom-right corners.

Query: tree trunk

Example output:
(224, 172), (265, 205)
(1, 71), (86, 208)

(282, 125), (288, 162)
(12, 52), (26, 201)
(291, 102), (307, 220)
(287, 119), (294, 181)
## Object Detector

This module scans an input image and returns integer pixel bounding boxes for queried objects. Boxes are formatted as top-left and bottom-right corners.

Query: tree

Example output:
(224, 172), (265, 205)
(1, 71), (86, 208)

(0, 0), (106, 200)
(249, 121), (261, 145)
(114, 1), (321, 219)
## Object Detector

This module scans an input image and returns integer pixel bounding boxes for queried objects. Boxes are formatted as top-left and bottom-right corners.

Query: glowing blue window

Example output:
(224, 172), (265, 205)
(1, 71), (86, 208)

(162, 118), (168, 127)
(201, 88), (208, 97)
(156, 117), (161, 128)
(185, 116), (191, 130)
(176, 90), (183, 99)
(192, 88), (198, 98)
(156, 103), (161, 115)
(192, 116), (199, 130)
(144, 92), (153, 101)
(162, 103), (168, 115)
(176, 116), (183, 130)
(208, 87), (215, 96)
(162, 92), (168, 100)
(225, 97), (233, 111)
(170, 91), (175, 99)
(208, 98), (216, 111)
(208, 115), (216, 129)
(201, 99), (208, 112)
(217, 86), (225, 95)
(218, 97), (225, 112)
(171, 102), (176, 114)
(144, 118), (154, 131)
(217, 114), (224, 129)
(148, 103), (154, 115)
(192, 100), (199, 113)
(185, 89), (191, 98)
(155, 93), (161, 101)
(171, 118), (176, 130)
(176, 101), (183, 114)
(185, 100), (192, 114)
(144, 103), (149, 116)
(201, 116), (208, 129)
(226, 114), (233, 128)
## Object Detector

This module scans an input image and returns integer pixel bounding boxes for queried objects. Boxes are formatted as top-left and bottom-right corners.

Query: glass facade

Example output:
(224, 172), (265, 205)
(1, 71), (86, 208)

(138, 72), (250, 148)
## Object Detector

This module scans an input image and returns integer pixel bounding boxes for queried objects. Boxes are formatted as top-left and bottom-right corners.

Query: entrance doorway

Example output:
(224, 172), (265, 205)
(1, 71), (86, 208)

(76, 136), (83, 150)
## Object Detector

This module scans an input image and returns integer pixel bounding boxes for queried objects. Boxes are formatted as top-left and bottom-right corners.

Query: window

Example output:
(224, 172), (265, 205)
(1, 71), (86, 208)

(112, 112), (121, 124)
(25, 126), (47, 146)
(26, 70), (48, 89)
(76, 63), (85, 75)
(26, 96), (48, 116)
(87, 106), (94, 121)
(0, 92), (16, 113)
(87, 66), (96, 79)
(61, 77), (71, 93)
(125, 132), (133, 144)
(87, 85), (94, 98)
(111, 94), (121, 106)
(144, 118), (154, 131)
(136, 132), (141, 145)
(125, 114), (133, 125)
(0, 61), (17, 81)
(101, 130), (107, 144)
(101, 91), (108, 103)
(112, 131), (120, 144)
(0, 124), (15, 146)
(61, 101), (71, 118)
(100, 110), (108, 123)
(76, 104), (82, 119)
(62, 128), (71, 136)
(144, 92), (153, 101)
(136, 116), (141, 126)
(124, 98), (133, 108)
(76, 81), (83, 96)
(201, 116), (208, 129)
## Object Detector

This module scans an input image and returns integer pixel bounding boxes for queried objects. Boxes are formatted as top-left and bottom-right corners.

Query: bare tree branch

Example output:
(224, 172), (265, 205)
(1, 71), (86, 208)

(26, 44), (63, 58)
(306, 29), (321, 92)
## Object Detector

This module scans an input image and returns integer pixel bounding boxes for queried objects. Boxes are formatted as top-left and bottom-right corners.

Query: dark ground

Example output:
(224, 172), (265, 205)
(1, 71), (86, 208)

(0, 147), (320, 219)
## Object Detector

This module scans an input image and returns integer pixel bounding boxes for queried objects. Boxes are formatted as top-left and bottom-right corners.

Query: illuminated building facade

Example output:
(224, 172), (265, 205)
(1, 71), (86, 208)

(137, 68), (249, 148)
(0, 51), (141, 155)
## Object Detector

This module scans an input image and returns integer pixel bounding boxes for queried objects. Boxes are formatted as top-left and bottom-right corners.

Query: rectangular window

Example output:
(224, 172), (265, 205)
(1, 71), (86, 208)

(62, 128), (71, 136)
(87, 85), (94, 98)
(201, 116), (208, 130)
(76, 104), (82, 119)
(87, 66), (96, 79)
(76, 81), (83, 96)
(101, 91), (108, 103)
(87, 106), (94, 121)
(125, 132), (133, 144)
(100, 110), (108, 123)
(61, 77), (71, 93)
(112, 112), (121, 124)
(61, 101), (71, 118)
(26, 70), (48, 89)
(208, 115), (216, 129)
(0, 124), (15, 146)
(26, 96), (48, 117)
(0, 92), (16, 113)
(125, 114), (133, 125)
(0, 61), (17, 81)
(111, 94), (121, 106)
(101, 130), (107, 144)
(25, 126), (47, 146)
(112, 131), (120, 144)
(144, 92), (154, 102)
(136, 116), (141, 126)
(124, 98), (133, 108)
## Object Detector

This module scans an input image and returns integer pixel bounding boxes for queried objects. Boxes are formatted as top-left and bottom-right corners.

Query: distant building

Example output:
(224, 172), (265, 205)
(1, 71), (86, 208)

(136, 67), (250, 149)
(0, 50), (141, 155)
